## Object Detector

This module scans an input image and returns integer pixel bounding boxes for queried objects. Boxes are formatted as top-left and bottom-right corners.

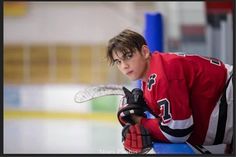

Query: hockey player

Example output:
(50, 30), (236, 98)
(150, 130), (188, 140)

(106, 29), (233, 154)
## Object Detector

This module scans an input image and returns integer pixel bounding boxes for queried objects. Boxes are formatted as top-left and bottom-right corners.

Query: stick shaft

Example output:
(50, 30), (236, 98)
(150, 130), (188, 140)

(186, 142), (212, 154)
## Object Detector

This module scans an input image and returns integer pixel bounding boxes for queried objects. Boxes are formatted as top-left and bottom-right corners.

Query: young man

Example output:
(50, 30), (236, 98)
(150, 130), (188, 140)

(107, 29), (233, 154)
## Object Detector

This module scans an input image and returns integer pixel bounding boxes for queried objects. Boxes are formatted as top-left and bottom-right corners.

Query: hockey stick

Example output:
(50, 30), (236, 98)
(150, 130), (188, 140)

(192, 145), (211, 154)
(74, 85), (125, 103)
(186, 142), (212, 154)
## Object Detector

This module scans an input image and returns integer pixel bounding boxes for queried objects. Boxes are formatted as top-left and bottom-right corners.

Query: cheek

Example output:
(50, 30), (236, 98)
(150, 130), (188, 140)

(117, 66), (126, 74)
(134, 58), (145, 68)
(135, 59), (147, 75)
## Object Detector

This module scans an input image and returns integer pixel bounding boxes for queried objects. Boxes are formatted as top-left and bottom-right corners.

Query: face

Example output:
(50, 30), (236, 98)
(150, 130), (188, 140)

(112, 45), (150, 81)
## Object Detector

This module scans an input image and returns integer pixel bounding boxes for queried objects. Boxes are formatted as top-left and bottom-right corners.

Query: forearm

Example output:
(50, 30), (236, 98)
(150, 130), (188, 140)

(140, 117), (170, 142)
(131, 115), (170, 142)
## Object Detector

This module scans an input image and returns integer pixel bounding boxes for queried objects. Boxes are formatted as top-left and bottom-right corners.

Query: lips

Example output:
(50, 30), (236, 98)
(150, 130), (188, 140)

(126, 71), (133, 75)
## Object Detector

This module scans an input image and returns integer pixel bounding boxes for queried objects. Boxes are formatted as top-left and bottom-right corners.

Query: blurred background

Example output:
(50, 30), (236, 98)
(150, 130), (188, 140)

(3, 1), (233, 154)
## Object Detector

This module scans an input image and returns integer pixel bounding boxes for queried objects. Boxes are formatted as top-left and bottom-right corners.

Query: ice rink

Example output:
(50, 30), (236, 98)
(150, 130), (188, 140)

(3, 84), (227, 155)
(4, 118), (128, 154)
(4, 117), (226, 154)
(3, 84), (130, 154)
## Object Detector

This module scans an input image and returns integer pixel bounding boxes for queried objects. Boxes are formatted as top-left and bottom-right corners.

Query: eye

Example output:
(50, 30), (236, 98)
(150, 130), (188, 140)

(114, 60), (121, 65)
(124, 53), (133, 60)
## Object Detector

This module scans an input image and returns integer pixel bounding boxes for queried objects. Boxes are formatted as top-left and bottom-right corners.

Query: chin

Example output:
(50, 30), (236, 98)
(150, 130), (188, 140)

(128, 76), (139, 81)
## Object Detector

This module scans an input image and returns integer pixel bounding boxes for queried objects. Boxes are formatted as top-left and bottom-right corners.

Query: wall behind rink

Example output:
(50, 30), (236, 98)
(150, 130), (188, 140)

(4, 83), (127, 115)
(4, 44), (129, 84)
(4, 2), (206, 45)
(4, 2), (152, 44)
(4, 84), (91, 112)
(4, 2), (156, 85)
(4, 2), (216, 114)
(4, 2), (208, 85)
(3, 2), (155, 114)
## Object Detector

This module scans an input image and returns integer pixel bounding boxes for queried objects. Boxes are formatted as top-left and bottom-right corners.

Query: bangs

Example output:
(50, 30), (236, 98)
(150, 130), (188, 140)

(112, 46), (136, 63)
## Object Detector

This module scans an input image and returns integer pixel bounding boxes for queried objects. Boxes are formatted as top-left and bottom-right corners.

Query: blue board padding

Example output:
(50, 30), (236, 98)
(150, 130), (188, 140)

(145, 111), (155, 119)
(144, 12), (164, 53)
(153, 142), (195, 154)
(4, 85), (21, 107)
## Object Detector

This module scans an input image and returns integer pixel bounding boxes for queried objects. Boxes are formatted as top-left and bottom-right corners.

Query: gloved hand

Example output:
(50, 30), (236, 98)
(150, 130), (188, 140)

(117, 87), (147, 126)
(122, 124), (153, 154)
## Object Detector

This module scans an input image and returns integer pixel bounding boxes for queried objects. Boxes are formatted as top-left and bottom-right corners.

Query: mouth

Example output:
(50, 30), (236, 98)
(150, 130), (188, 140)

(126, 71), (133, 75)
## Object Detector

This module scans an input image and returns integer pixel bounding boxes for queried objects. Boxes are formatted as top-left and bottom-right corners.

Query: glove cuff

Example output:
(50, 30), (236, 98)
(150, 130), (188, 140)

(117, 105), (146, 126)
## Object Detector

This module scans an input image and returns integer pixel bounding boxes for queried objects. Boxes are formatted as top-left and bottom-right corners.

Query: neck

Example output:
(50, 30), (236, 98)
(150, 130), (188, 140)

(141, 55), (151, 82)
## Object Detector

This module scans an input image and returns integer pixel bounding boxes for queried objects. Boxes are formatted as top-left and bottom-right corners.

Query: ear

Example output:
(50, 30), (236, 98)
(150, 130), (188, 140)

(141, 45), (150, 59)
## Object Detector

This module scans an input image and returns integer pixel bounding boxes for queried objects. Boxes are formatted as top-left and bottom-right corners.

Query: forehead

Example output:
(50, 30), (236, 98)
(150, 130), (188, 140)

(112, 50), (125, 60)
(112, 47), (134, 60)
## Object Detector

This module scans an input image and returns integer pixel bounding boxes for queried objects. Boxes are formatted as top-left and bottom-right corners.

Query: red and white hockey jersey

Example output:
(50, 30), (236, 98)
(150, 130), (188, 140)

(140, 52), (233, 145)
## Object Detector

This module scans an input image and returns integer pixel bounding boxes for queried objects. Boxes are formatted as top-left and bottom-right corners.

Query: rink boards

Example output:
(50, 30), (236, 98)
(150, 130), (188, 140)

(153, 142), (195, 154)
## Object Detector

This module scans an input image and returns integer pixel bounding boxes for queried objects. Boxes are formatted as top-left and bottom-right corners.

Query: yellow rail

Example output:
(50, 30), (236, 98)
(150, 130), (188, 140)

(4, 110), (117, 123)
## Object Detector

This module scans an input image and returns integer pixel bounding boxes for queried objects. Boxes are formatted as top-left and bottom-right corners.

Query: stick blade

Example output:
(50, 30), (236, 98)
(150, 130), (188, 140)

(74, 85), (124, 103)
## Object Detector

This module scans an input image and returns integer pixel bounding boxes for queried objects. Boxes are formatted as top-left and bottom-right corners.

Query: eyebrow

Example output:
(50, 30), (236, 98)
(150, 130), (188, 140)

(113, 59), (119, 62)
(112, 52), (123, 61)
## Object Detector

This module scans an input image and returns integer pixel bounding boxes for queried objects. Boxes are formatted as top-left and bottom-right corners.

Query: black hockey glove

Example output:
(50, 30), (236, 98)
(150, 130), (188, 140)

(117, 87), (147, 126)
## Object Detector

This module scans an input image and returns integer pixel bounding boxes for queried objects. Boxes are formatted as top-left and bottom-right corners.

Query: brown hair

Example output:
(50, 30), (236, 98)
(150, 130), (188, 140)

(106, 29), (147, 65)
